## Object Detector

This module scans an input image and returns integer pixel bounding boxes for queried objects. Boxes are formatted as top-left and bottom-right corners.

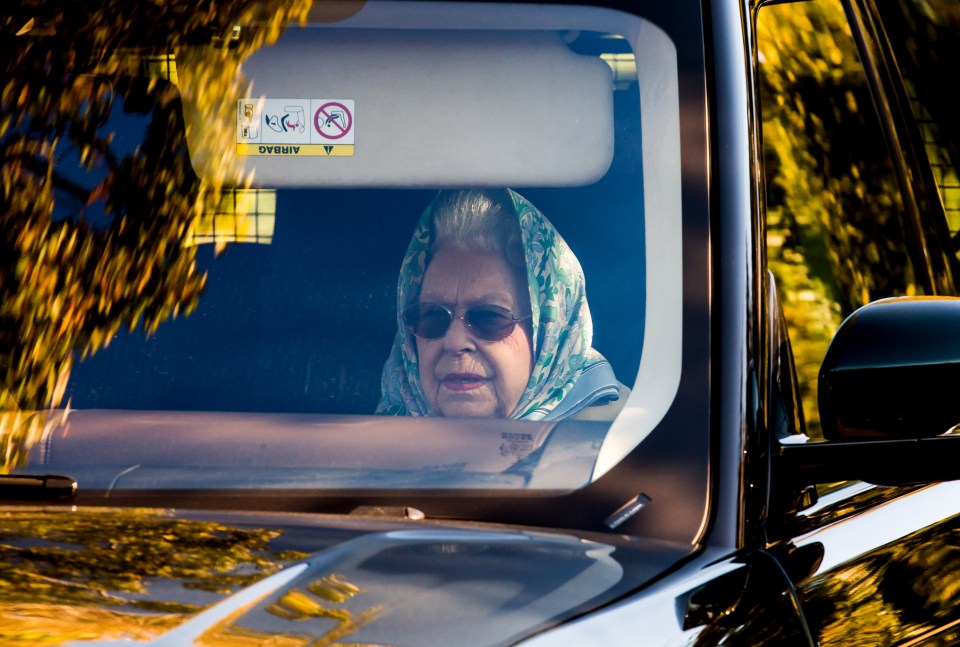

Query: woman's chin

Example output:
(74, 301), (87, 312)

(436, 397), (502, 418)
(438, 404), (498, 418)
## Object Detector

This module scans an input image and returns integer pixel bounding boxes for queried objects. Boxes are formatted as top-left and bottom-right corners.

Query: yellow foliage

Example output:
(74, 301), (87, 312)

(0, 0), (310, 471)
(757, 0), (921, 438)
(0, 603), (183, 646)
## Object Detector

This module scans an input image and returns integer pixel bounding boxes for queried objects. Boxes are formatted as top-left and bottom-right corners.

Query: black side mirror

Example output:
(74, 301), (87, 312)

(820, 297), (960, 441)
(779, 297), (960, 488)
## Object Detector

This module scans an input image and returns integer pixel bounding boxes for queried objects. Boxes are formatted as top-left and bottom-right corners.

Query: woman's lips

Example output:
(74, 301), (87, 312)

(441, 373), (489, 392)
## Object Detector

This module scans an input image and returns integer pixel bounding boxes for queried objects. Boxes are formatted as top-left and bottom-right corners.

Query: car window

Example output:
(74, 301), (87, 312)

(756, 0), (924, 440)
(1, 2), (692, 494)
(874, 0), (960, 261)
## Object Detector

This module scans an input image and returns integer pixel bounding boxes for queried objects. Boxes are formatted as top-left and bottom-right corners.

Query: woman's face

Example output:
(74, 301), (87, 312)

(416, 246), (533, 418)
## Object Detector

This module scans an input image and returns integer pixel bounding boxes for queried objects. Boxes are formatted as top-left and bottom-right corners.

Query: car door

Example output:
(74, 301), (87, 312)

(754, 0), (960, 643)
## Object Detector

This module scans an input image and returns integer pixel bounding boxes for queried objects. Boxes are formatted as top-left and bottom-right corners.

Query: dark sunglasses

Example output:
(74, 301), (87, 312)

(403, 302), (531, 342)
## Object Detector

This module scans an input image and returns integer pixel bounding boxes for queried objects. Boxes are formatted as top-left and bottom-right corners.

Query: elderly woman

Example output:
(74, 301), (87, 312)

(377, 189), (627, 420)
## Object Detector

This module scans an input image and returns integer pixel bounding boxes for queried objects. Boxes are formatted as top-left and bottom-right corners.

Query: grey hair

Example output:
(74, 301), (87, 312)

(428, 189), (525, 270)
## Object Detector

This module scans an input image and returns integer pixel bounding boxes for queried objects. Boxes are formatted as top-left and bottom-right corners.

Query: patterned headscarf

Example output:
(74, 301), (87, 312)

(377, 189), (619, 420)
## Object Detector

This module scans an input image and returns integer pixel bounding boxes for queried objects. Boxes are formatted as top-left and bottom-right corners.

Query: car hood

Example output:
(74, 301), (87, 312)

(0, 506), (691, 646)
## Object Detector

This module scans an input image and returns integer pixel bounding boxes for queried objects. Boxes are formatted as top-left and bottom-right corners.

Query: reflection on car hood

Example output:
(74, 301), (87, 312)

(144, 529), (627, 646)
(0, 507), (690, 646)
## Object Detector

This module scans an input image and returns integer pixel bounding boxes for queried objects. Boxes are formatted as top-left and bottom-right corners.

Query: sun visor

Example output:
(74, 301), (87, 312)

(179, 28), (615, 188)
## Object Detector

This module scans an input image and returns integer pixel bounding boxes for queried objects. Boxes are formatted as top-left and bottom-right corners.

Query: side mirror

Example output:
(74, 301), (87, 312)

(820, 296), (960, 441)
(780, 297), (960, 488)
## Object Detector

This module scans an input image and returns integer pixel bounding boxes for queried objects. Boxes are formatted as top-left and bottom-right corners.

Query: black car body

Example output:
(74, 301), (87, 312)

(2, 0), (959, 645)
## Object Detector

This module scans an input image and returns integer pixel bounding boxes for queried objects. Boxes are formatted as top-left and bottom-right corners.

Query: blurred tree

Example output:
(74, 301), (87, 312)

(0, 507), (310, 645)
(757, 0), (920, 439)
(0, 0), (310, 469)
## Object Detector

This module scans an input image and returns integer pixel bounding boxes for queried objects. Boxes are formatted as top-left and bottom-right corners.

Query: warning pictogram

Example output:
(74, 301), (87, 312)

(237, 98), (354, 156)
(314, 102), (353, 140)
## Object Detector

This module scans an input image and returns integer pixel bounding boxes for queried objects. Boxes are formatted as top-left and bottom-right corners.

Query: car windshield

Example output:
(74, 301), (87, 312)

(2, 0), (707, 534)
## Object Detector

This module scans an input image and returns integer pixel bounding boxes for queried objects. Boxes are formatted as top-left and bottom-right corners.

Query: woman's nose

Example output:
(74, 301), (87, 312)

(442, 314), (476, 351)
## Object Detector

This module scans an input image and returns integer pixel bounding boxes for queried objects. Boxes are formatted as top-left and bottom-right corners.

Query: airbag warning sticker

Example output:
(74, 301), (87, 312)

(237, 99), (354, 156)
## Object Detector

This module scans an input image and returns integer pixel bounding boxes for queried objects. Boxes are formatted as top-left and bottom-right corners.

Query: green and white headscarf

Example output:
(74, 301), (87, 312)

(377, 189), (619, 420)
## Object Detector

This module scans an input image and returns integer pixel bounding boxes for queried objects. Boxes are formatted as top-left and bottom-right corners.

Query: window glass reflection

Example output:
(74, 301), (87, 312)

(757, 0), (920, 438)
